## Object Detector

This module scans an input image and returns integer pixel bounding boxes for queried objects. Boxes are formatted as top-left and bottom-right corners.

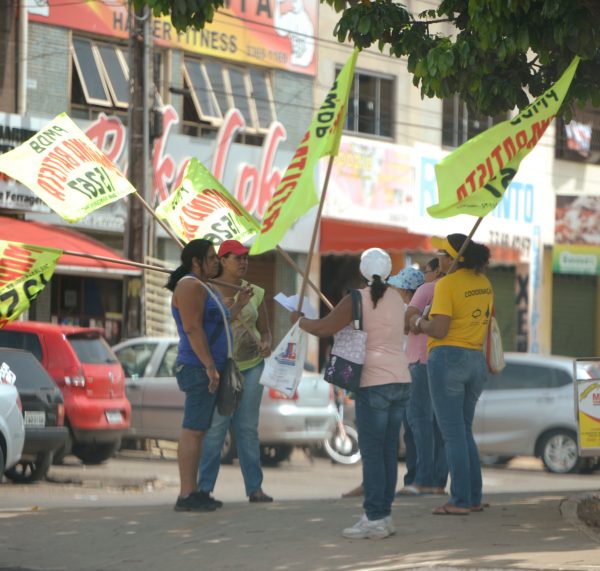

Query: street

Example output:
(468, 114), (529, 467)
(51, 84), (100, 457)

(1, 449), (599, 571)
(1, 448), (599, 510)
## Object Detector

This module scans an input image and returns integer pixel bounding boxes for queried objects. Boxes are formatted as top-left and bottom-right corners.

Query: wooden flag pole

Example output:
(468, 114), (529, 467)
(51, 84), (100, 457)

(275, 246), (333, 310)
(132, 191), (185, 248)
(447, 216), (484, 274)
(296, 155), (335, 313)
(61, 250), (245, 291)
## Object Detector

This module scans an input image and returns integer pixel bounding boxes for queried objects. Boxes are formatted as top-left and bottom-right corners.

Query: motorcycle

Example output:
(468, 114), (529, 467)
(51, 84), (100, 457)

(323, 389), (361, 465)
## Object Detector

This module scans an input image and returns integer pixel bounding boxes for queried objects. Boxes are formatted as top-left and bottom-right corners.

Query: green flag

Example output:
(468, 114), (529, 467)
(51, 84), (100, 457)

(155, 158), (260, 244)
(250, 49), (359, 255)
(0, 241), (62, 328)
(429, 56), (580, 218)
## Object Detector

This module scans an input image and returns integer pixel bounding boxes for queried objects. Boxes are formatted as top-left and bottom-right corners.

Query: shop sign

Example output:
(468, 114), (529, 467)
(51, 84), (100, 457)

(29, 0), (317, 75)
(576, 374), (600, 455)
(321, 135), (413, 228)
(553, 195), (600, 274)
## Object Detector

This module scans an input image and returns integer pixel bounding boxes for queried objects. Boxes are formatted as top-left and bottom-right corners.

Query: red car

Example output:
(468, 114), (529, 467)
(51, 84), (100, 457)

(0, 322), (130, 464)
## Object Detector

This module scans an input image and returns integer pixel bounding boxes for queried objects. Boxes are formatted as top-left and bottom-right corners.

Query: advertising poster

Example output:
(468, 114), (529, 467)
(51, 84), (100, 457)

(576, 376), (600, 454)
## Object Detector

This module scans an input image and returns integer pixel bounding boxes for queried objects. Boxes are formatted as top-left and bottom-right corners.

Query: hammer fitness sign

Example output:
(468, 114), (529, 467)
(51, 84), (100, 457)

(0, 114), (136, 223)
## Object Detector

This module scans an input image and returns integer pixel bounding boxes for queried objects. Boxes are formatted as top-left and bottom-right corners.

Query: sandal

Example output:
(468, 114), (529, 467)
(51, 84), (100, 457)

(470, 502), (491, 512)
(249, 490), (273, 503)
(432, 503), (470, 516)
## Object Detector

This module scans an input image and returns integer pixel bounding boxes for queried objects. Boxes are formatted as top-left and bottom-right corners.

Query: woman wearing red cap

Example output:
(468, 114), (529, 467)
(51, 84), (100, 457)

(197, 239), (274, 504)
(409, 233), (493, 515)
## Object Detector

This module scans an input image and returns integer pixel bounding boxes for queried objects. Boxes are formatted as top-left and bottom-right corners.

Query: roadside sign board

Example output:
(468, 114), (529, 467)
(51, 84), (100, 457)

(573, 357), (600, 456)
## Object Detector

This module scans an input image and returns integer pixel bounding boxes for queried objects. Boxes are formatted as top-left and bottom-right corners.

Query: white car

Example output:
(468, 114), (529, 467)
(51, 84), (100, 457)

(474, 352), (600, 474)
(0, 380), (25, 476)
(113, 337), (336, 464)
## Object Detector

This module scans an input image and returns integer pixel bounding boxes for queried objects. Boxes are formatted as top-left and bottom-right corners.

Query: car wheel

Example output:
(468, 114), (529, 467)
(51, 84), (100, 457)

(539, 429), (582, 474)
(72, 441), (120, 465)
(260, 445), (293, 466)
(324, 424), (361, 465)
(220, 430), (236, 465)
(4, 452), (52, 484)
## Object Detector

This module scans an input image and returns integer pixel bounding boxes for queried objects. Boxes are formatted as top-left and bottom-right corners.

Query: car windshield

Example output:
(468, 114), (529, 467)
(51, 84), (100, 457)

(68, 334), (118, 364)
(0, 349), (56, 389)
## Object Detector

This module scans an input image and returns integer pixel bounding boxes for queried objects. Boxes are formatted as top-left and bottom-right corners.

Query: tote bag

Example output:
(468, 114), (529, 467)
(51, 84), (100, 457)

(484, 314), (505, 374)
(323, 289), (367, 392)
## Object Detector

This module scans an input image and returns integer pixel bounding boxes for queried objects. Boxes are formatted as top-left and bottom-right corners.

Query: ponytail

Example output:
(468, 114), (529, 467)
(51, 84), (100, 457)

(164, 238), (213, 291)
(165, 265), (188, 292)
(369, 275), (388, 308)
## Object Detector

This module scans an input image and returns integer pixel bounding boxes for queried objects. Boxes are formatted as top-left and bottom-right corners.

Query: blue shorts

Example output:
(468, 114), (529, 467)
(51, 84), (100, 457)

(175, 364), (218, 431)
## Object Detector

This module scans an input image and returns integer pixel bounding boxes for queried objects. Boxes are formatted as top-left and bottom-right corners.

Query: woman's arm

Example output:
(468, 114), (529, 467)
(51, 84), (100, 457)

(175, 280), (220, 393)
(292, 295), (352, 337)
(410, 313), (450, 339)
(256, 300), (273, 358)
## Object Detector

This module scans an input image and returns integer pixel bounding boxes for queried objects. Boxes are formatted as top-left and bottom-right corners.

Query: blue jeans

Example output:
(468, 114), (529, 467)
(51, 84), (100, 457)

(402, 409), (416, 486)
(427, 346), (486, 509)
(408, 362), (448, 489)
(356, 383), (410, 521)
(198, 361), (265, 497)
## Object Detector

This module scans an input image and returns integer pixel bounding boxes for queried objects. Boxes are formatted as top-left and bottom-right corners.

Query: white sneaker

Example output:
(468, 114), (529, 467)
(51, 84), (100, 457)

(342, 514), (391, 539)
(384, 515), (396, 535)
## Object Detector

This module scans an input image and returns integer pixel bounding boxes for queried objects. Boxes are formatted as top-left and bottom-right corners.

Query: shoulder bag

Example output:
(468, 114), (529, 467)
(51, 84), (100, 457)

(484, 309), (505, 374)
(323, 289), (367, 392)
(199, 281), (244, 416)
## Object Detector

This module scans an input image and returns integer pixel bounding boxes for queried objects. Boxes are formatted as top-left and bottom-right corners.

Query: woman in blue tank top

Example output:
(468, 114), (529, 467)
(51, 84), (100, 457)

(165, 238), (237, 513)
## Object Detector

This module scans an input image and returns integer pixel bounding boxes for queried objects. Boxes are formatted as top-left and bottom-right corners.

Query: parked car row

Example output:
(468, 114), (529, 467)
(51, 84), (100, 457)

(1, 320), (599, 481)
(112, 337), (337, 465)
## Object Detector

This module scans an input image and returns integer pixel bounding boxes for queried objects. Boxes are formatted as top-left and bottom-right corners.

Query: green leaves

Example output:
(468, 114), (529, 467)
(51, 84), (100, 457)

(134, 0), (224, 32)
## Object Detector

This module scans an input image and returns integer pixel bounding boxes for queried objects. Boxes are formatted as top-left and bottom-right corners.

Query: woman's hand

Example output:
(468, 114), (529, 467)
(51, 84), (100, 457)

(259, 340), (272, 358)
(206, 366), (220, 393)
(290, 311), (304, 324)
(237, 286), (254, 307)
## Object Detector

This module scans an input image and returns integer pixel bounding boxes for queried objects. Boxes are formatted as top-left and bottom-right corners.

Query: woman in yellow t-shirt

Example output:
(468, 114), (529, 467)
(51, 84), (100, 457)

(198, 240), (273, 505)
(409, 233), (493, 516)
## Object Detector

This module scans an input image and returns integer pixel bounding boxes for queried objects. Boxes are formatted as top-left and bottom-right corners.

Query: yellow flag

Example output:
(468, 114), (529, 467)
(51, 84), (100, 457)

(155, 159), (260, 244)
(0, 113), (136, 223)
(430, 57), (580, 218)
(0, 241), (62, 328)
(250, 49), (359, 255)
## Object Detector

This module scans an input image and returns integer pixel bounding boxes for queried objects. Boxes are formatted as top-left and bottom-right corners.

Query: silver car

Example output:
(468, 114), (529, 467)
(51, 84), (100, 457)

(474, 352), (600, 474)
(112, 337), (336, 464)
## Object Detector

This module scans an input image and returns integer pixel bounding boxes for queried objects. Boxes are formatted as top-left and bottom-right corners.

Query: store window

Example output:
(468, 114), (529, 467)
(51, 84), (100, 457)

(182, 57), (276, 142)
(342, 70), (394, 138)
(555, 105), (600, 164)
(442, 94), (507, 148)
(70, 37), (164, 121)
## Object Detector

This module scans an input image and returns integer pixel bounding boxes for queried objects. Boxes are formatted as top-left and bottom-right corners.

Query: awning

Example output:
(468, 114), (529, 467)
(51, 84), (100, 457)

(320, 218), (432, 254)
(0, 217), (141, 278)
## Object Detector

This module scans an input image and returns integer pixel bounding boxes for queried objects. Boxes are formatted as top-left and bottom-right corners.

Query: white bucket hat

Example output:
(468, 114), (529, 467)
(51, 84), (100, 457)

(359, 248), (392, 283)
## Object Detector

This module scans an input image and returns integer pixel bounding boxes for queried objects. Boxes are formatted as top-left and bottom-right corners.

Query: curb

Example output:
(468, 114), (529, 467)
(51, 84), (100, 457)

(559, 492), (600, 544)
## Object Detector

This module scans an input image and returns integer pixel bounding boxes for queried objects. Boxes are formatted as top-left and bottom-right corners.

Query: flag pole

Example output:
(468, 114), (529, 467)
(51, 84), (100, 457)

(275, 246), (333, 310)
(132, 191), (185, 248)
(447, 216), (484, 274)
(61, 250), (245, 290)
(296, 155), (335, 312)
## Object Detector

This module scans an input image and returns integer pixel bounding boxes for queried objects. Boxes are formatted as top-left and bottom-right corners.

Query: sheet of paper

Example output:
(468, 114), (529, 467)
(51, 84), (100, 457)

(273, 293), (317, 319)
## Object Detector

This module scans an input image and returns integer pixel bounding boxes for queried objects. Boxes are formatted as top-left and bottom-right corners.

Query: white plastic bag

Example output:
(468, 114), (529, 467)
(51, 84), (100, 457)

(260, 322), (307, 398)
(484, 316), (505, 374)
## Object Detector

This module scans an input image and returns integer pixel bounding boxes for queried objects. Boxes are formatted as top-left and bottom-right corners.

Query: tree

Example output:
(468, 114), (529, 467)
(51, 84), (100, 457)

(136, 0), (600, 118)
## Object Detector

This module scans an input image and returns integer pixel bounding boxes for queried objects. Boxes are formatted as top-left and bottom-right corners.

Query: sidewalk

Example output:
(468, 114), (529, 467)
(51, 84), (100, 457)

(1, 491), (598, 570)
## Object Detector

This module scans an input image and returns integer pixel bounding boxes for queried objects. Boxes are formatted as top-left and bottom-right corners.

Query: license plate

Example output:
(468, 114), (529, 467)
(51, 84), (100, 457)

(24, 411), (46, 427)
(105, 411), (123, 424)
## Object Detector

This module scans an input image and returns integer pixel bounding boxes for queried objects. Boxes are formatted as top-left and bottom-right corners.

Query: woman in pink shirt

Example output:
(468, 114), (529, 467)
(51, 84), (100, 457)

(293, 248), (409, 540)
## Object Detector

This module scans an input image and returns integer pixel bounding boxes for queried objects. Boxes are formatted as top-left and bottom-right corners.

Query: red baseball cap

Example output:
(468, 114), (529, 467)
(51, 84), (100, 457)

(218, 240), (249, 257)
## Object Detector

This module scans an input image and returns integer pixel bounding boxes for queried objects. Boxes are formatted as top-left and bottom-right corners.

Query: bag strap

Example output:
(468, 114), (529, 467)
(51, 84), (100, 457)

(197, 280), (234, 359)
(349, 289), (363, 331)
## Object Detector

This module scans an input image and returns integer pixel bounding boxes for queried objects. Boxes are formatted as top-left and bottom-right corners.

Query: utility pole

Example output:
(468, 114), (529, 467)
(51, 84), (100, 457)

(123, 3), (150, 339)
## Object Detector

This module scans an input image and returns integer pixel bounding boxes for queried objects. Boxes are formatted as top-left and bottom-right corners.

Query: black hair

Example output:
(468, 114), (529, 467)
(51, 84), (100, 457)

(447, 233), (490, 273)
(165, 238), (213, 291)
(426, 257), (439, 271)
(370, 275), (388, 308)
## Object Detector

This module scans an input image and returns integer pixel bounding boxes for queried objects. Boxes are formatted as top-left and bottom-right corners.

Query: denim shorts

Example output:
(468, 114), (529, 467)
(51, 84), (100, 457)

(175, 364), (218, 431)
